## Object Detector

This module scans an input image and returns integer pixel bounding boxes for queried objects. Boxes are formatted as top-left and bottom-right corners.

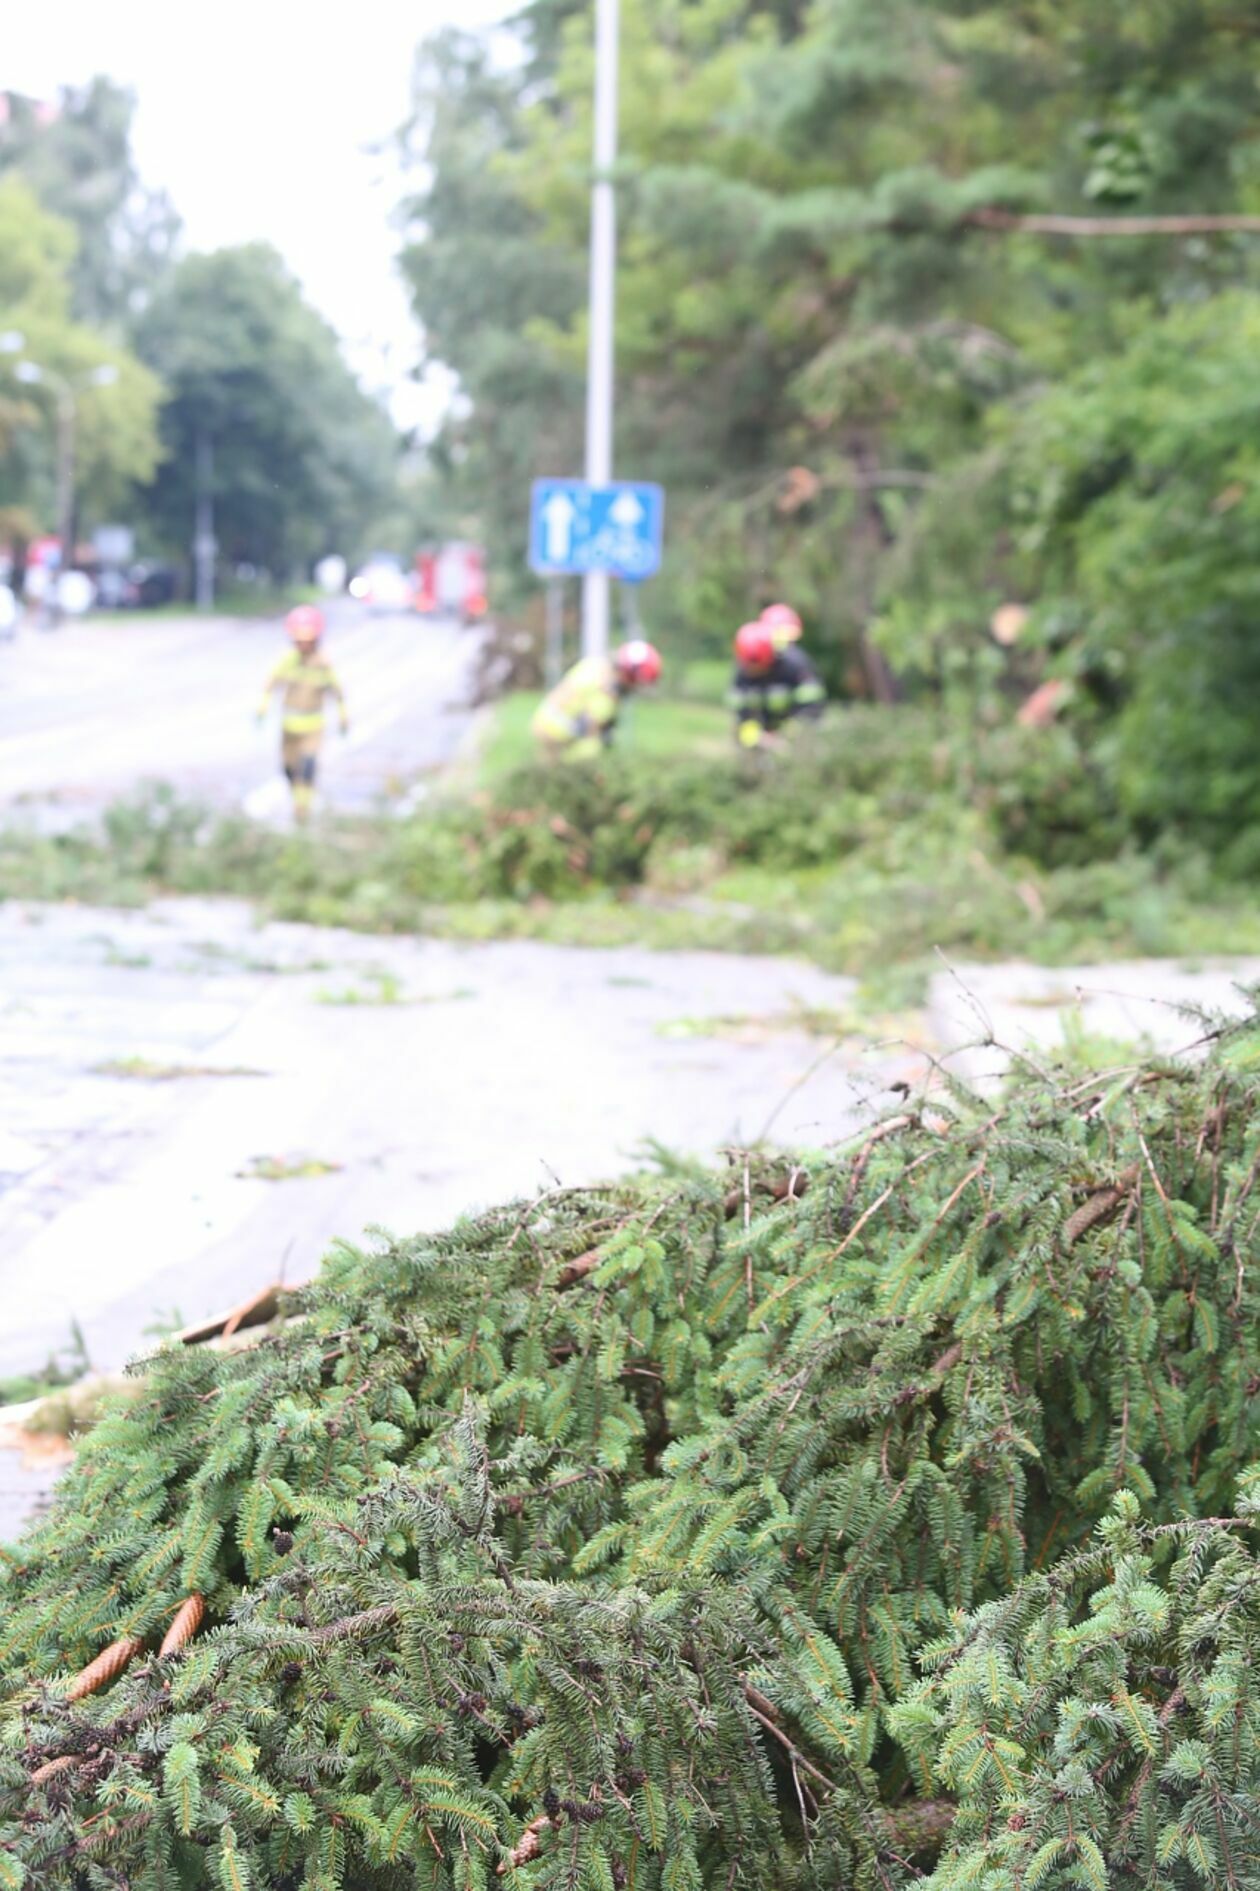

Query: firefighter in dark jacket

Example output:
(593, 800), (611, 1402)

(729, 620), (825, 748)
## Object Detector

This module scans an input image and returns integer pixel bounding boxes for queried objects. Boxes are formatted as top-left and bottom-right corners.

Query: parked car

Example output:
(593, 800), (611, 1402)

(123, 562), (180, 608)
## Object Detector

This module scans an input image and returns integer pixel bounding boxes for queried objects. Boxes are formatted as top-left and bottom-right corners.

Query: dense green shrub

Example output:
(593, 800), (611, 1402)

(4, 1019), (1260, 1886)
(6, 709), (1260, 982)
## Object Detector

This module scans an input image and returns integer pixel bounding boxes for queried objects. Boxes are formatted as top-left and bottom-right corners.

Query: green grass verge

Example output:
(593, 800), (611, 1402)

(478, 673), (731, 781)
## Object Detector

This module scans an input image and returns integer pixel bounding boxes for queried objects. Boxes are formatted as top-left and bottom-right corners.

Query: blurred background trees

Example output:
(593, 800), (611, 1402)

(0, 80), (398, 586)
(0, 174), (161, 545)
(399, 0), (1260, 834)
(2, 5), (1259, 839)
(134, 245), (398, 581)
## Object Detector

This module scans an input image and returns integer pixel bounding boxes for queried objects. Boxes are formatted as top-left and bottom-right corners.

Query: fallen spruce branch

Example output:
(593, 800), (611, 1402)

(6, 1022), (1259, 1890)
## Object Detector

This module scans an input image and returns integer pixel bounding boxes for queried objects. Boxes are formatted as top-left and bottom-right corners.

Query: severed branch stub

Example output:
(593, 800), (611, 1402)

(555, 1249), (602, 1289)
(1064, 1163), (1140, 1247)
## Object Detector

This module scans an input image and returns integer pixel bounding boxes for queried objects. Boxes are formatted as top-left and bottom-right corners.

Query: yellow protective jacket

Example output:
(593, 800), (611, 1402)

(531, 657), (620, 760)
(258, 647), (346, 735)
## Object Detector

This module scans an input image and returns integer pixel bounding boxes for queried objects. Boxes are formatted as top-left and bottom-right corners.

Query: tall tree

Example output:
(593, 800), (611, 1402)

(0, 79), (179, 328)
(397, 31), (587, 569)
(134, 244), (399, 580)
(0, 177), (162, 541)
(400, 0), (1260, 694)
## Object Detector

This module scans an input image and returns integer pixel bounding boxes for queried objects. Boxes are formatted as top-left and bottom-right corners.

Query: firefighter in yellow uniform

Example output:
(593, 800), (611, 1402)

(257, 605), (348, 821)
(531, 640), (663, 761)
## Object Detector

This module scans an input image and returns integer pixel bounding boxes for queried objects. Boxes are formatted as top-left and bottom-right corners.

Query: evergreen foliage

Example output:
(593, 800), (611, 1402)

(8, 715), (1259, 986)
(5, 1018), (1260, 1884)
(400, 0), (1260, 825)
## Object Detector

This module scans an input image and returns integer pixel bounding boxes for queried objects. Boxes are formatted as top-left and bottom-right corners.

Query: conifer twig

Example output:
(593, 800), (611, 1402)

(307, 1602), (400, 1644)
(842, 1115), (916, 1213)
(742, 1687), (837, 1792)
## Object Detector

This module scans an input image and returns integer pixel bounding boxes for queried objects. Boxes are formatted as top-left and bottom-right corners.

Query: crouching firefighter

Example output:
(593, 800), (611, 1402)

(531, 639), (663, 761)
(730, 620), (825, 749)
(257, 605), (348, 821)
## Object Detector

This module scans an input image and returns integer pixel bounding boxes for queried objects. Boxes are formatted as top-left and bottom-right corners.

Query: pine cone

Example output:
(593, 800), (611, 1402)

(158, 1594), (205, 1659)
(29, 1755), (77, 1788)
(66, 1635), (145, 1703)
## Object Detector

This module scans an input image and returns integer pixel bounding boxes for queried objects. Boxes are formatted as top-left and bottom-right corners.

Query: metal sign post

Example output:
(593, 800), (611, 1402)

(193, 431), (216, 611)
(545, 579), (565, 687)
(581, 0), (619, 659)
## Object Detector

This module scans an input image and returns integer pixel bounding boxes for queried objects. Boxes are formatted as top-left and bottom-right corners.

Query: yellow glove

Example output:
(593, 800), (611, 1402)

(738, 720), (762, 749)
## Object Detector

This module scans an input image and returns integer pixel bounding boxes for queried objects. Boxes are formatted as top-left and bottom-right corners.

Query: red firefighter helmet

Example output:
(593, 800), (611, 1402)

(285, 604), (325, 645)
(761, 602), (802, 646)
(735, 621), (776, 671)
(613, 639), (662, 685)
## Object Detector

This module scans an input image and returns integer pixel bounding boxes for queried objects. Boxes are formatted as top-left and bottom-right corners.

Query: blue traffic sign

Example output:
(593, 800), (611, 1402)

(529, 479), (665, 581)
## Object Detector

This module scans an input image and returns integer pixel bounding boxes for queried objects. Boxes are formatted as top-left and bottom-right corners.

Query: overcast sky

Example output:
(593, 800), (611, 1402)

(7, 0), (511, 428)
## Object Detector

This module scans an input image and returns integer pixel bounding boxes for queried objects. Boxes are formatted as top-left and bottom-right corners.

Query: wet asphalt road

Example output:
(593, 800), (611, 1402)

(0, 603), (478, 819)
(0, 898), (915, 1381)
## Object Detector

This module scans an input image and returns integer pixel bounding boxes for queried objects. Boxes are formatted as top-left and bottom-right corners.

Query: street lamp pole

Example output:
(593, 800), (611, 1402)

(194, 430), (216, 611)
(580, 0), (619, 660)
(54, 381), (76, 574)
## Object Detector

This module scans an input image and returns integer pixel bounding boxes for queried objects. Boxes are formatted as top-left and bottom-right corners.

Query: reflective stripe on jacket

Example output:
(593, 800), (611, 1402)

(260, 648), (345, 734)
(729, 646), (825, 732)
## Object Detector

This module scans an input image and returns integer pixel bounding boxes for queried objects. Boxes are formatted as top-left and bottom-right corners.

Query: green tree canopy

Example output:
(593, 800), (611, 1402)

(0, 79), (180, 328)
(400, 0), (1260, 720)
(134, 244), (400, 579)
(0, 176), (162, 539)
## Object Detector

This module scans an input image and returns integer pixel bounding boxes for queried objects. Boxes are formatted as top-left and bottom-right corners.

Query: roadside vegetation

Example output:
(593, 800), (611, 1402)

(5, 1018), (1260, 1888)
(5, 705), (1260, 1004)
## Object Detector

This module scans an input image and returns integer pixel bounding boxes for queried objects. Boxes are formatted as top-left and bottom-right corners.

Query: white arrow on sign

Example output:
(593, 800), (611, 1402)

(542, 491), (578, 562)
(608, 491), (644, 529)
